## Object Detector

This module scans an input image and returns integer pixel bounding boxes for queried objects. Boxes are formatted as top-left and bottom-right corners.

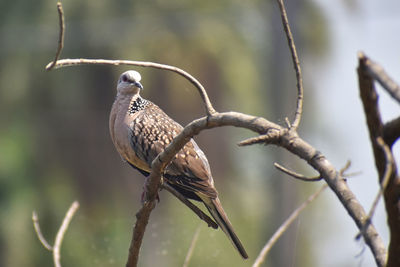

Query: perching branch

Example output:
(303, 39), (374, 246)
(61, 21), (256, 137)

(33, 201), (80, 267)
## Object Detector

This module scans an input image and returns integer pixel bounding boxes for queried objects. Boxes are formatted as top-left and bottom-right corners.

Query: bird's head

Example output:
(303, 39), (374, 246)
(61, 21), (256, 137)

(117, 70), (144, 95)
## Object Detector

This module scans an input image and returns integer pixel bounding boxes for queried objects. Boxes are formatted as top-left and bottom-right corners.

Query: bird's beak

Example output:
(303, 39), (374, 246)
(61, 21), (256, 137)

(134, 81), (144, 90)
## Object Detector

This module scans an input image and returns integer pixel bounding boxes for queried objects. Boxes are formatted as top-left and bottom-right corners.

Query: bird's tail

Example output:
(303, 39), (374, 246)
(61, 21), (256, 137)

(202, 196), (248, 259)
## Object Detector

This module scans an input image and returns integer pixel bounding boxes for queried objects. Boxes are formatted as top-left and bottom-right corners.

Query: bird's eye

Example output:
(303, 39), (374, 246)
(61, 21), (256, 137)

(122, 75), (128, 82)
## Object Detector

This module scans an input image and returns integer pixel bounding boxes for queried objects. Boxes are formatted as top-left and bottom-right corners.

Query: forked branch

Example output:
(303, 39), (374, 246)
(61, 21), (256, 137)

(33, 201), (80, 267)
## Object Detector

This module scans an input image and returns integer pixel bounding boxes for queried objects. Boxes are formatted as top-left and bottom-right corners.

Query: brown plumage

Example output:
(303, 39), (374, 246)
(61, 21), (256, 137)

(109, 70), (248, 259)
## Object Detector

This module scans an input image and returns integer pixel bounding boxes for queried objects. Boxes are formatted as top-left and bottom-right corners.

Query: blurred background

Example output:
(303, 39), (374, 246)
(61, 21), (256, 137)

(0, 0), (399, 266)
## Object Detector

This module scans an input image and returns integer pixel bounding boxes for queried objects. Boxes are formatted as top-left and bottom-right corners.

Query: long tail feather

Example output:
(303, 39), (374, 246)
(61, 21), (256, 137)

(202, 196), (248, 259)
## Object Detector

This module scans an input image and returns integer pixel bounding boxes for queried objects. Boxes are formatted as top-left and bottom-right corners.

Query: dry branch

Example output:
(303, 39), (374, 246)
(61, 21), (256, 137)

(182, 225), (201, 267)
(33, 201), (80, 267)
(46, 2), (64, 71)
(252, 184), (328, 267)
(46, 58), (216, 116)
(360, 53), (400, 103)
(384, 116), (400, 147)
(358, 52), (400, 267)
(274, 162), (321, 181)
(276, 0), (304, 130)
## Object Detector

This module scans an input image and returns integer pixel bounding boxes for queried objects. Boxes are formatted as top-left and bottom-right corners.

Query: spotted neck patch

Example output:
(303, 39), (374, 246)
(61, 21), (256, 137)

(128, 97), (149, 115)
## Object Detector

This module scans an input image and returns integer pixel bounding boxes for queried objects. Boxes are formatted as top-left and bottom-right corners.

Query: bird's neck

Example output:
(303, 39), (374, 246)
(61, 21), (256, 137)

(128, 95), (149, 115)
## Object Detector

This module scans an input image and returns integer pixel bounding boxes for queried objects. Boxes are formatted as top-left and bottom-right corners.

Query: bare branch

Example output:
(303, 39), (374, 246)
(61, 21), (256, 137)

(161, 183), (218, 229)
(45, 58), (216, 116)
(46, 2), (65, 71)
(276, 0), (304, 130)
(358, 52), (400, 266)
(360, 52), (400, 103)
(274, 162), (322, 181)
(252, 184), (328, 267)
(237, 129), (281, 146)
(53, 201), (80, 267)
(356, 137), (394, 239)
(126, 200), (156, 267)
(33, 201), (80, 267)
(183, 225), (201, 267)
(384, 116), (400, 147)
(253, 161), (351, 267)
(32, 211), (53, 251)
(123, 110), (387, 266)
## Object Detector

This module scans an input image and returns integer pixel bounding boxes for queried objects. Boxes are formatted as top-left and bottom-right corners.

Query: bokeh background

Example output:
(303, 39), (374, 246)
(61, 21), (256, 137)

(1, 0), (399, 266)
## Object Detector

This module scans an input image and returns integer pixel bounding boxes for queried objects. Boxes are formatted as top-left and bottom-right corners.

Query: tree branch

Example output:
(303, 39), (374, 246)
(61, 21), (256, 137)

(252, 184), (328, 267)
(358, 52), (400, 267)
(46, 58), (216, 116)
(33, 201), (80, 267)
(276, 0), (304, 130)
(32, 211), (53, 251)
(384, 116), (400, 147)
(274, 162), (322, 182)
(360, 52), (400, 103)
(182, 225), (201, 267)
(46, 2), (64, 71)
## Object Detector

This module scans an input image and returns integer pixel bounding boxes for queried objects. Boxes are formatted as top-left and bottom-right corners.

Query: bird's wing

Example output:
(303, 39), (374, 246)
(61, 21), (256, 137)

(128, 102), (217, 199)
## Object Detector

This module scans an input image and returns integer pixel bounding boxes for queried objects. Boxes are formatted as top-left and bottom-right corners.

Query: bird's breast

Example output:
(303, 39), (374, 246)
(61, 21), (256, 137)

(110, 97), (151, 173)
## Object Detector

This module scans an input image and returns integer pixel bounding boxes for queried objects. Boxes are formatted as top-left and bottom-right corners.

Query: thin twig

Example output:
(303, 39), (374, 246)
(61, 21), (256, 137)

(252, 184), (328, 267)
(53, 201), (80, 267)
(45, 58), (216, 116)
(356, 137), (393, 240)
(276, 0), (304, 130)
(274, 162), (322, 181)
(237, 129), (281, 146)
(182, 225), (202, 267)
(46, 2), (65, 71)
(252, 161), (351, 267)
(33, 201), (80, 267)
(32, 211), (53, 251)
(162, 183), (218, 229)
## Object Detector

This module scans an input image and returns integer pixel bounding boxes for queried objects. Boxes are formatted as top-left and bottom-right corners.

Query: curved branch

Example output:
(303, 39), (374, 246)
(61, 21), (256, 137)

(276, 0), (304, 130)
(46, 58), (216, 116)
(33, 201), (80, 267)
(32, 211), (53, 251)
(126, 111), (386, 267)
(274, 162), (322, 181)
(46, 2), (65, 71)
(252, 184), (328, 267)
